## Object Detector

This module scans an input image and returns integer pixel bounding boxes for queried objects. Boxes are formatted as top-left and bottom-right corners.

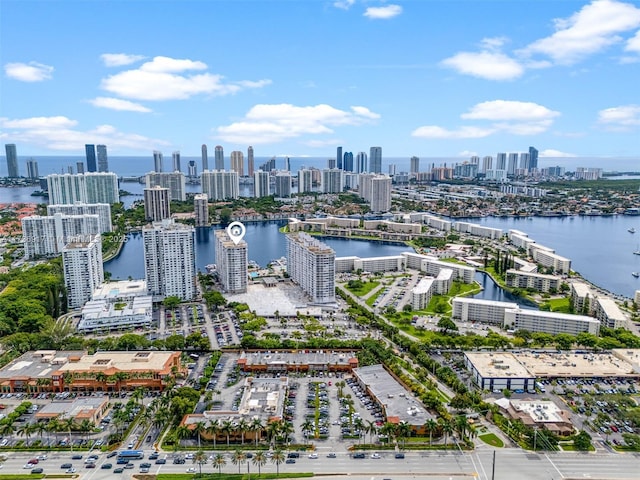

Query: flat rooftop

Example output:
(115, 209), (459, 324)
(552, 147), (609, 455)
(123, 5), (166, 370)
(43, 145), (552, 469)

(57, 351), (177, 374)
(92, 280), (148, 299)
(238, 377), (288, 417)
(510, 400), (565, 424)
(0, 350), (86, 380)
(36, 396), (108, 418)
(239, 350), (357, 368)
(515, 351), (635, 377)
(353, 364), (433, 426)
(465, 352), (534, 379)
(224, 282), (326, 317)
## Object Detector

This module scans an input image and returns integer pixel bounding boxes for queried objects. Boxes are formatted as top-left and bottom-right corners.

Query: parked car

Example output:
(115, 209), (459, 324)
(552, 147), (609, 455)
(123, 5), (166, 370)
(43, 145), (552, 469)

(101, 464), (112, 469)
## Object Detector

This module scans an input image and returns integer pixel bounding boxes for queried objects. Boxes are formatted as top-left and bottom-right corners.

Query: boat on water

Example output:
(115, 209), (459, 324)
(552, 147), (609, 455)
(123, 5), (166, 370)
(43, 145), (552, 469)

(629, 227), (636, 233)
(633, 272), (640, 278)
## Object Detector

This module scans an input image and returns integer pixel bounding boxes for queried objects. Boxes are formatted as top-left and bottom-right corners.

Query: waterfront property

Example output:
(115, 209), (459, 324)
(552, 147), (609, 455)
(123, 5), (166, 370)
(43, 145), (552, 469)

(503, 308), (600, 336)
(411, 269), (453, 310)
(452, 298), (519, 325)
(505, 269), (562, 293)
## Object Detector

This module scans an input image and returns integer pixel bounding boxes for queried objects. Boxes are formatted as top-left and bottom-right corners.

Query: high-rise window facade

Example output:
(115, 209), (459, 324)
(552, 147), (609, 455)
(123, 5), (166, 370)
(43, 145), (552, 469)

(286, 233), (335, 304)
(97, 145), (108, 172)
(201, 170), (239, 200)
(215, 230), (247, 293)
(5, 144), (18, 177)
(230, 151), (244, 176)
(214, 145), (224, 170)
(369, 146), (382, 174)
(85, 144), (97, 172)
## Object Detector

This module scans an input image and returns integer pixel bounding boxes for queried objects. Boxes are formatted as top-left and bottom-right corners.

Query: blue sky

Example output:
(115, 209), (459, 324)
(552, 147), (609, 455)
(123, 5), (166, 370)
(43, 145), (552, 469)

(1, 0), (640, 160)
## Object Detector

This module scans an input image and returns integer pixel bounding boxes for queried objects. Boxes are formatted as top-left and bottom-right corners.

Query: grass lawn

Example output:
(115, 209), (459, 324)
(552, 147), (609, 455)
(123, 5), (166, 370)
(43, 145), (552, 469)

(545, 297), (572, 313)
(365, 288), (384, 306)
(478, 433), (504, 448)
(158, 474), (313, 480)
(345, 280), (380, 297)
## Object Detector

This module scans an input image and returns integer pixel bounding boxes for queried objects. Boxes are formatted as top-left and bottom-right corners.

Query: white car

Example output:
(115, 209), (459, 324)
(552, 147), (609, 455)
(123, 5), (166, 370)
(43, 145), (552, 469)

(36, 455), (48, 461)
(370, 453), (381, 459)
(66, 468), (76, 474)
(185, 453), (194, 459)
(24, 463), (35, 469)
(186, 467), (197, 473)
(308, 453), (318, 459)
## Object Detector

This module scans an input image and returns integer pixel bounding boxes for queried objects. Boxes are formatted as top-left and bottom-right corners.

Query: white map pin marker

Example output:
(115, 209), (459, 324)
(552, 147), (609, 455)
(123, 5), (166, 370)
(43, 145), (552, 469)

(226, 221), (246, 245)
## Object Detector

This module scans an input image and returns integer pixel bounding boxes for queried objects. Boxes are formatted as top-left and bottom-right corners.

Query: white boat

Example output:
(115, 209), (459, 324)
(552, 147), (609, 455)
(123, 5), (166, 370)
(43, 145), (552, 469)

(633, 272), (640, 278)
(629, 227), (636, 233)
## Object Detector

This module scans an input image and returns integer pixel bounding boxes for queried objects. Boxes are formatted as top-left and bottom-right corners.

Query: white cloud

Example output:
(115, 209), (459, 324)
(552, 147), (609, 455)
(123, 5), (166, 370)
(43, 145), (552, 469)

(333, 0), (355, 10)
(540, 149), (578, 157)
(364, 4), (402, 19)
(4, 62), (54, 82)
(89, 97), (152, 113)
(461, 100), (560, 121)
(480, 37), (509, 51)
(216, 103), (380, 144)
(411, 125), (495, 139)
(100, 53), (146, 67)
(441, 51), (524, 81)
(413, 100), (560, 140)
(458, 150), (479, 157)
(598, 104), (640, 127)
(625, 30), (640, 52)
(521, 0), (640, 65)
(100, 55), (270, 101)
(0, 115), (169, 151)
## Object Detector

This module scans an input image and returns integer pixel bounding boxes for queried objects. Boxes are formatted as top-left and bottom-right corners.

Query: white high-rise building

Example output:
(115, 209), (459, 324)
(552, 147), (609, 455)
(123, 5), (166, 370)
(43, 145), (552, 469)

(194, 193), (209, 227)
(62, 234), (103, 309)
(143, 219), (196, 300)
(298, 169), (314, 194)
(496, 153), (507, 170)
(507, 153), (519, 176)
(369, 146), (382, 173)
(230, 151), (244, 176)
(145, 172), (186, 201)
(22, 213), (101, 258)
(201, 170), (239, 200)
(247, 146), (255, 177)
(410, 156), (420, 174)
(215, 229), (248, 293)
(287, 233), (335, 304)
(153, 151), (164, 172)
(322, 168), (343, 193)
(47, 203), (112, 234)
(143, 186), (171, 221)
(275, 171), (292, 198)
(85, 172), (119, 204)
(26, 159), (39, 179)
(47, 172), (119, 205)
(482, 156), (493, 174)
(254, 170), (270, 198)
(214, 145), (224, 170)
(369, 175), (392, 212)
(96, 145), (108, 172)
(356, 152), (368, 173)
(172, 151), (181, 172)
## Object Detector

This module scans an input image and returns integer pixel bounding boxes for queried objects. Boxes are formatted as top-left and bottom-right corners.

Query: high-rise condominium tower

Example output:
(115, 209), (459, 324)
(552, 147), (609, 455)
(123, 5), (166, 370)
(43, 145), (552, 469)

(143, 186), (171, 221)
(529, 146), (539, 170)
(153, 151), (164, 172)
(369, 146), (382, 174)
(194, 194), (209, 227)
(322, 169), (343, 193)
(482, 156), (493, 174)
(26, 159), (39, 179)
(22, 213), (101, 259)
(247, 146), (255, 177)
(201, 170), (239, 200)
(519, 153), (531, 171)
(46, 172), (119, 205)
(62, 234), (103, 309)
(343, 152), (354, 172)
(201, 144), (209, 171)
(76, 162), (85, 174)
(286, 232), (335, 304)
(172, 151), (181, 172)
(145, 172), (186, 201)
(359, 174), (391, 212)
(298, 169), (314, 194)
(214, 145), (224, 170)
(327, 158), (337, 169)
(410, 156), (420, 174)
(507, 153), (518, 176)
(275, 171), (292, 198)
(143, 219), (196, 300)
(215, 229), (247, 294)
(356, 152), (368, 173)
(230, 151), (244, 176)
(97, 145), (108, 172)
(336, 146), (343, 170)
(85, 144), (97, 172)
(496, 153), (507, 171)
(47, 203), (112, 234)
(188, 160), (197, 178)
(5, 144), (18, 177)
(254, 170), (270, 198)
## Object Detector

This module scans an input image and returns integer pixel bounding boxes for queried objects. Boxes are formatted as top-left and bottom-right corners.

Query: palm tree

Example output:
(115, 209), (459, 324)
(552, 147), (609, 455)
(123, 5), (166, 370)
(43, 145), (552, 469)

(252, 451), (267, 477)
(131, 387), (145, 406)
(250, 418), (264, 446)
(0, 423), (14, 440)
(206, 420), (220, 449)
(237, 417), (249, 445)
(440, 418), (454, 447)
(278, 422), (294, 445)
(33, 421), (48, 445)
(193, 449), (207, 477)
(17, 423), (34, 446)
(270, 449), (285, 477)
(175, 424), (192, 451)
(454, 415), (469, 441)
(193, 421), (207, 448)
(424, 418), (438, 446)
(231, 449), (246, 475)
(78, 419), (93, 442)
(60, 417), (76, 452)
(212, 453), (226, 476)
(266, 420), (281, 447)
(365, 419), (377, 444)
(301, 419), (314, 441)
(221, 419), (234, 447)
(353, 417), (365, 444)
(46, 418), (59, 445)
(397, 421), (412, 449)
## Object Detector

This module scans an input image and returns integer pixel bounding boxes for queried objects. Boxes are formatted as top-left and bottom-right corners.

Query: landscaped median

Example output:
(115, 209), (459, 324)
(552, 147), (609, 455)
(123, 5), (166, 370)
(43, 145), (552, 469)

(153, 473), (313, 480)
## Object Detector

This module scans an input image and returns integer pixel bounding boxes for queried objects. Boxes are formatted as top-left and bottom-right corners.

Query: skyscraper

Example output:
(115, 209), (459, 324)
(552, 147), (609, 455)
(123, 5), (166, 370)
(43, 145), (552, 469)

(214, 145), (224, 170)
(143, 219), (196, 300)
(26, 159), (39, 179)
(97, 145), (108, 172)
(327, 158), (337, 169)
(201, 144), (209, 171)
(507, 153), (518, 176)
(496, 153), (507, 171)
(22, 213), (101, 259)
(369, 146), (382, 174)
(153, 151), (164, 173)
(482, 156), (493, 174)
(410, 156), (420, 174)
(275, 171), (292, 198)
(298, 169), (314, 194)
(519, 153), (531, 172)
(62, 234), (103, 309)
(356, 152), (368, 173)
(322, 169), (343, 193)
(343, 152), (354, 172)
(76, 162), (85, 174)
(336, 146), (343, 170)
(369, 175), (392, 212)
(286, 232), (335, 304)
(284, 157), (290, 172)
(247, 146), (254, 177)
(145, 172), (186, 201)
(47, 203), (112, 234)
(85, 144), (97, 172)
(188, 160), (197, 178)
(85, 172), (120, 204)
(230, 151), (244, 176)
(529, 146), (539, 170)
(201, 170), (239, 200)
(194, 193), (209, 227)
(172, 151), (181, 172)
(143, 186), (171, 221)
(5, 144), (18, 177)
(215, 229), (248, 294)
(47, 172), (119, 205)
(254, 170), (270, 197)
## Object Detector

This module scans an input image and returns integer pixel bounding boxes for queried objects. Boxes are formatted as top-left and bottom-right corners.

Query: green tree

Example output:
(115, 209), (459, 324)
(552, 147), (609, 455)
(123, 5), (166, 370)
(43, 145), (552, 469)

(573, 430), (592, 451)
(212, 453), (226, 476)
(193, 449), (208, 477)
(270, 449), (285, 477)
(252, 451), (267, 477)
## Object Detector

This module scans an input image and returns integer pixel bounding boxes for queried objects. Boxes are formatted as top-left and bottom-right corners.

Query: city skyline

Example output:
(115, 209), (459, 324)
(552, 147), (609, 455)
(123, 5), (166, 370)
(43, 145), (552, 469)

(1, 1), (639, 159)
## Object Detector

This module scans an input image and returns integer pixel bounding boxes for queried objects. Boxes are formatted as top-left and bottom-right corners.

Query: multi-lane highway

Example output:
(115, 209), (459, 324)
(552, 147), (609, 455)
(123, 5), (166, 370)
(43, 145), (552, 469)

(3, 449), (640, 480)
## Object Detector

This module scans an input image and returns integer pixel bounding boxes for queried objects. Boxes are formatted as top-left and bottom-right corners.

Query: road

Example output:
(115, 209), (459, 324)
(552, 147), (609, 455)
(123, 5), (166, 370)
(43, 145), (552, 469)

(4, 449), (640, 480)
